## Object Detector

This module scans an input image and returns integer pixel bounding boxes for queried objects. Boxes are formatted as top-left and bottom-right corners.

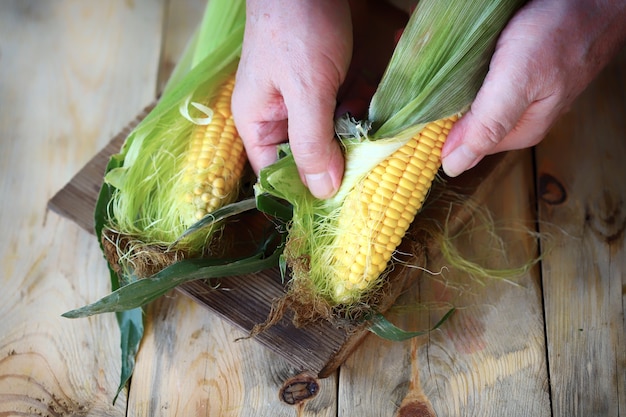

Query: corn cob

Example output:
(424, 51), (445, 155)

(182, 75), (247, 224)
(102, 72), (249, 277)
(329, 115), (457, 303)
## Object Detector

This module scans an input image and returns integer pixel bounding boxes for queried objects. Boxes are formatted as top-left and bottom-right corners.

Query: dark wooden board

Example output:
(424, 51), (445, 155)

(47, 104), (512, 377)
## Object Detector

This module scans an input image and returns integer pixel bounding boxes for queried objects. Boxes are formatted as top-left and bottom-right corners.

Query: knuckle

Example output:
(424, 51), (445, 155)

(290, 138), (334, 173)
(475, 116), (509, 149)
(291, 139), (321, 163)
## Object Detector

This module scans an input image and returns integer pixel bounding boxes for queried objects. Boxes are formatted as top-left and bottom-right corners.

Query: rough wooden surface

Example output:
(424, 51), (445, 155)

(2, 0), (625, 416)
(536, 51), (626, 417)
(0, 1), (164, 415)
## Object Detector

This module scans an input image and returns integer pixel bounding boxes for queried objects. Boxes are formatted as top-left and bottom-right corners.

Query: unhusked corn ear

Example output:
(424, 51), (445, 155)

(182, 74), (247, 222)
(331, 115), (458, 302)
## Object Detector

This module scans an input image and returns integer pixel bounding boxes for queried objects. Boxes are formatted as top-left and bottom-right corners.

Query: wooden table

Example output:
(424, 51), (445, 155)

(1, 1), (624, 416)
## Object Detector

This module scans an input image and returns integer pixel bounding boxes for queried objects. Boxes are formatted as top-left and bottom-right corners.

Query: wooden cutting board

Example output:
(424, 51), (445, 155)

(47, 102), (512, 377)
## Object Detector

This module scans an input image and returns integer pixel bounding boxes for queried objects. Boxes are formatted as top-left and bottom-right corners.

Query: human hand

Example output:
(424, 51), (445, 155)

(441, 0), (626, 177)
(232, 0), (352, 198)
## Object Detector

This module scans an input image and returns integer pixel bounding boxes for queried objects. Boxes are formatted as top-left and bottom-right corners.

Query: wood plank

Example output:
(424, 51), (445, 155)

(420, 149), (550, 417)
(128, 292), (338, 417)
(47, 103), (156, 233)
(339, 149), (551, 416)
(0, 0), (165, 415)
(536, 48), (626, 417)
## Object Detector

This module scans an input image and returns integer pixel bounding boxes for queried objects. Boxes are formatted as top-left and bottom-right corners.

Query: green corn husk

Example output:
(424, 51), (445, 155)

(101, 2), (246, 268)
(256, 0), (525, 315)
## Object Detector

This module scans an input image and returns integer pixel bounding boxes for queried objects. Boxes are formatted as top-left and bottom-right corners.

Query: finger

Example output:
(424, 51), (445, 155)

(285, 85), (345, 199)
(441, 59), (532, 177)
(231, 72), (288, 174)
(488, 94), (562, 155)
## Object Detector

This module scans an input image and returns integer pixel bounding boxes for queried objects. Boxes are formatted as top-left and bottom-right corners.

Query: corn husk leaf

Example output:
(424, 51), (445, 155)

(368, 308), (456, 341)
(94, 148), (143, 404)
(369, 0), (526, 139)
(255, 190), (293, 222)
(111, 308), (142, 403)
(162, 0), (246, 96)
(63, 226), (283, 318)
(173, 197), (256, 244)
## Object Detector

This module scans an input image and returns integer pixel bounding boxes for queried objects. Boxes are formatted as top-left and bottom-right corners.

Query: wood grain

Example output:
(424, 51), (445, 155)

(420, 149), (550, 417)
(5, 1), (625, 415)
(536, 48), (626, 417)
(47, 103), (156, 233)
(0, 0), (165, 414)
(128, 292), (338, 417)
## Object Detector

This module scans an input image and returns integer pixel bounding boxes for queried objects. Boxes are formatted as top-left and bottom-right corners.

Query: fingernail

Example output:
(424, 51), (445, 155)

(305, 172), (335, 199)
(442, 144), (477, 177)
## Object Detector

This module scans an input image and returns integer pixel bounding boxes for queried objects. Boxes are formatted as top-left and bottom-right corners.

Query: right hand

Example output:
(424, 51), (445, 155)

(441, 0), (626, 177)
(232, 0), (352, 198)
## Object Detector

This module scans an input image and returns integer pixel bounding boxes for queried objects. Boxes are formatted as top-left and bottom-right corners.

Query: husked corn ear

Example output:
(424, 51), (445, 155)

(331, 115), (458, 301)
(182, 75), (247, 222)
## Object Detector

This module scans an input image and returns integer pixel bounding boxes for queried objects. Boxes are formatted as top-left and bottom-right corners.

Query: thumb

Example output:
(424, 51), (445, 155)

(286, 90), (344, 199)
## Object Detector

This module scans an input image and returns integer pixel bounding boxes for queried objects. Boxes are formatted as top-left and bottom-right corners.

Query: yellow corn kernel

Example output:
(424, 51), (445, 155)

(182, 74), (247, 222)
(330, 115), (458, 302)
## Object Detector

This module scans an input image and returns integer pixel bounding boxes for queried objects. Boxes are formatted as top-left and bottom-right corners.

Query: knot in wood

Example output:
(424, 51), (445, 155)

(397, 401), (437, 417)
(539, 173), (567, 205)
(279, 373), (319, 405)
